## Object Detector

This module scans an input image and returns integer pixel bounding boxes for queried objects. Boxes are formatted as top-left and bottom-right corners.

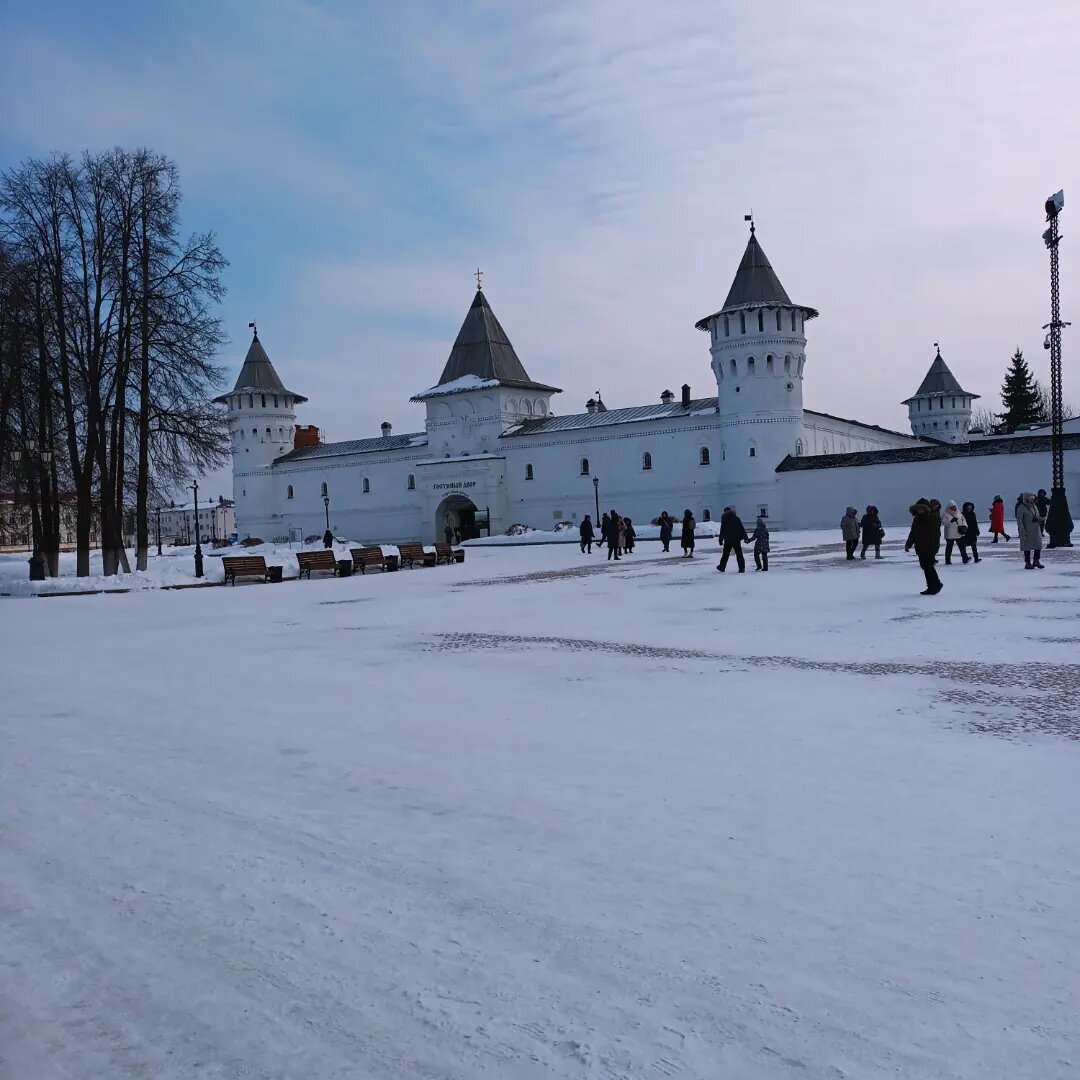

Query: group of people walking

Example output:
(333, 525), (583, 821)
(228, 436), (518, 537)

(579, 511), (637, 559)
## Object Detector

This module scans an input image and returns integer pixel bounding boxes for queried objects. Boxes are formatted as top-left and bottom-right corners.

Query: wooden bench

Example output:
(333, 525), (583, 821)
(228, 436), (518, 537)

(398, 542), (435, 569)
(296, 549), (340, 579)
(350, 547), (397, 573)
(222, 555), (272, 585)
(434, 543), (465, 565)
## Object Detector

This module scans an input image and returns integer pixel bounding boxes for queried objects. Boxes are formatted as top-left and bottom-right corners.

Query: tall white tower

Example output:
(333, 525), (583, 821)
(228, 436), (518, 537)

(696, 222), (817, 522)
(903, 345), (977, 444)
(214, 326), (307, 538)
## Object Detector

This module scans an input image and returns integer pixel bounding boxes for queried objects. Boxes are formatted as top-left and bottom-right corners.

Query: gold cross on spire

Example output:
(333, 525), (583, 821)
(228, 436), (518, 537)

(475, 267), (483, 291)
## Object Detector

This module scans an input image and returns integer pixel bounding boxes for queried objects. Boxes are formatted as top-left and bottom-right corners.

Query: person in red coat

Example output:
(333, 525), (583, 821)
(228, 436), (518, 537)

(988, 495), (1010, 543)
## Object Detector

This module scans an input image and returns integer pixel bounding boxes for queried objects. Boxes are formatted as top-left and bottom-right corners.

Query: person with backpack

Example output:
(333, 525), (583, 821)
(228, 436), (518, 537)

(959, 502), (981, 563)
(658, 512), (674, 553)
(942, 501), (969, 565)
(579, 515), (594, 554)
(717, 506), (750, 573)
(680, 510), (696, 557)
(750, 514), (770, 571)
(859, 505), (884, 560)
(988, 496), (1009, 542)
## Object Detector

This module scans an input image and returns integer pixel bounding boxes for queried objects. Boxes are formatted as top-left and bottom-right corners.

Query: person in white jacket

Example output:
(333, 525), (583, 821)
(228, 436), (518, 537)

(942, 501), (969, 565)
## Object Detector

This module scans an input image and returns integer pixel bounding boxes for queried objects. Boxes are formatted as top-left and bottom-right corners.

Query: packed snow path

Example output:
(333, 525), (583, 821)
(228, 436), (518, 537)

(2, 534), (1078, 1079)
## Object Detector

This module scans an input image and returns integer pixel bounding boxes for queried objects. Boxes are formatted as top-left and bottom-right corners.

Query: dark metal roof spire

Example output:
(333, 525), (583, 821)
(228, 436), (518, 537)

(902, 343), (978, 404)
(213, 325), (308, 404)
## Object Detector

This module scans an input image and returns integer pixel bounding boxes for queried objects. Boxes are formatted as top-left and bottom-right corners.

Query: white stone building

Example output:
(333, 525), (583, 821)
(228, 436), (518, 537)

(219, 226), (1076, 541)
(158, 499), (236, 545)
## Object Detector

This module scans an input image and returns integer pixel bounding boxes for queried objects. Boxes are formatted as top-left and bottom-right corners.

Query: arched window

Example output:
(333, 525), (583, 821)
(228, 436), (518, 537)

(791, 310), (797, 331)
(795, 438), (804, 457)
(766, 354), (774, 374)
(362, 478), (370, 493)
(286, 485), (293, 499)
(933, 421), (938, 429)
(703, 509), (711, 521)
(951, 397), (956, 409)
(699, 447), (710, 466)
(943, 420), (950, 429)
(748, 445), (756, 458)
(729, 357), (737, 378)
(247, 394), (254, 409)
(407, 474), (415, 490)
(278, 427), (284, 437)
(776, 310), (782, 331)
(747, 357), (756, 375)
(721, 443), (727, 460)
(784, 355), (792, 375)
(939, 397), (944, 409)
(740, 312), (746, 334)
(642, 451), (652, 471)
(580, 457), (590, 476)
(261, 395), (266, 408)
(239, 429), (244, 440)
(757, 310), (764, 332)
(724, 316), (729, 337)
(320, 482), (328, 497)
(525, 463), (534, 480)
(251, 428), (258, 437)
(265, 427), (271, 437)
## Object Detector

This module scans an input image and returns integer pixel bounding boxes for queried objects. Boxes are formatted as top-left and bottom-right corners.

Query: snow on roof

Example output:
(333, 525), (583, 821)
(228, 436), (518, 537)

(410, 374), (501, 399)
(274, 432), (428, 464)
(501, 397), (720, 438)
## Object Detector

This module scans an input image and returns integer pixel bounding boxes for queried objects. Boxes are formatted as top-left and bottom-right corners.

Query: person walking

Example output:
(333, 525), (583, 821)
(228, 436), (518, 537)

(579, 514), (594, 554)
(607, 509), (622, 561)
(1017, 493), (1045, 569)
(942, 501), (969, 565)
(680, 509), (696, 557)
(905, 498), (943, 595)
(841, 507), (860, 560)
(988, 496), (1009, 542)
(859, 505), (884, 560)
(750, 514), (770, 571)
(623, 517), (636, 554)
(599, 512), (610, 550)
(658, 511), (674, 553)
(717, 506), (750, 572)
(1036, 489), (1050, 535)
(322, 528), (334, 549)
(960, 502), (981, 563)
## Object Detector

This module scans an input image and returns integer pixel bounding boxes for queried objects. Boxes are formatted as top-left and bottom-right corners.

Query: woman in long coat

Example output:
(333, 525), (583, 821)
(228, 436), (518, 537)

(988, 496), (1009, 542)
(1016, 493), (1045, 569)
(680, 509), (696, 558)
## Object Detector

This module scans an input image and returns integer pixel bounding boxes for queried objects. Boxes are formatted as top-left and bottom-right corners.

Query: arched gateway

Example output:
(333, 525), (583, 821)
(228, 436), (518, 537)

(436, 493), (478, 542)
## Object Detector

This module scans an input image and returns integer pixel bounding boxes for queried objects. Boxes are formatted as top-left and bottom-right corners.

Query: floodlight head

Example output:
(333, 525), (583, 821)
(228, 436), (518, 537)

(1046, 189), (1064, 218)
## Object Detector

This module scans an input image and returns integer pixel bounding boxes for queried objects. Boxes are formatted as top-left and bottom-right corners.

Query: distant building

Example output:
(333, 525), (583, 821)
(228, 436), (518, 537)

(158, 499), (235, 545)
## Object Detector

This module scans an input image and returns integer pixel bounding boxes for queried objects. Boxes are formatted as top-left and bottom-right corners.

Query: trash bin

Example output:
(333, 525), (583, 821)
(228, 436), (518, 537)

(28, 553), (46, 581)
(337, 559), (353, 577)
(268, 565), (283, 583)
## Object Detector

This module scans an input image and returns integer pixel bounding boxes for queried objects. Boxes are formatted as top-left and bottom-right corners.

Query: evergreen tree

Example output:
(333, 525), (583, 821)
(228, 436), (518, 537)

(998, 348), (1041, 432)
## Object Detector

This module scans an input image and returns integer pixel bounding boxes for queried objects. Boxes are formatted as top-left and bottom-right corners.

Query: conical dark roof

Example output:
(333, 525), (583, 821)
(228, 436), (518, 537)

(722, 230), (792, 309)
(214, 331), (307, 404)
(902, 348), (978, 404)
(695, 226), (817, 330)
(419, 289), (560, 396)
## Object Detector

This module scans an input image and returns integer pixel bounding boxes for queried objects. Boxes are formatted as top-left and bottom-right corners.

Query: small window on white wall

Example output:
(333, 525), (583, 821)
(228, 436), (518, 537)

(724, 316), (729, 337)
(747, 357), (756, 375)
(740, 312), (746, 334)
(580, 457), (590, 476)
(407, 474), (415, 490)
(286, 485), (293, 499)
(775, 310), (782, 331)
(320, 482), (328, 497)
(748, 446), (757, 458)
(795, 439), (804, 457)
(791, 311), (797, 332)
(525, 463), (534, 480)
(362, 478), (370, 493)
(642, 452), (652, 471)
(699, 447), (710, 465)
(757, 310), (764, 332)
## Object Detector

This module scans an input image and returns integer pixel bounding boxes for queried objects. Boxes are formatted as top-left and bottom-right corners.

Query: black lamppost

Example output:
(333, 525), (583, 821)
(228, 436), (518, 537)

(191, 479), (204, 578)
(155, 505), (162, 556)
(592, 476), (600, 524)
(323, 492), (330, 531)
(10, 439), (53, 580)
(1043, 190), (1073, 547)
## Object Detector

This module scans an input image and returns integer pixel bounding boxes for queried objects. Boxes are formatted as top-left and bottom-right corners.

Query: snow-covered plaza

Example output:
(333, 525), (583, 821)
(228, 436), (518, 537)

(2, 533), (1078, 1079)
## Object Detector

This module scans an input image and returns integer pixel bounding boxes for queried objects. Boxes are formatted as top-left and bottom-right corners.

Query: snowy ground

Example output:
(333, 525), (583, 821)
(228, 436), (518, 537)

(1, 533), (1078, 1079)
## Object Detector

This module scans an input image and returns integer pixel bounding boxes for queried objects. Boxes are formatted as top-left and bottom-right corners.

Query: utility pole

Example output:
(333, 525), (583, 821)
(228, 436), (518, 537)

(192, 479), (204, 577)
(1043, 190), (1073, 547)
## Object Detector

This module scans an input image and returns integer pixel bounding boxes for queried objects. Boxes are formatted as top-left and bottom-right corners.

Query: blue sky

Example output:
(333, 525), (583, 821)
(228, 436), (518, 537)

(3, 0), (1080, 498)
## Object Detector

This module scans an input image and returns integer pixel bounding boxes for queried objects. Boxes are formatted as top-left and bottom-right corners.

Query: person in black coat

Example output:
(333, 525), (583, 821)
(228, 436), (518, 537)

(859, 505), (884, 560)
(905, 498), (943, 595)
(716, 506), (750, 573)
(680, 510), (696, 557)
(322, 528), (334, 549)
(1036, 489), (1050, 535)
(579, 514), (594, 554)
(623, 517), (636, 554)
(658, 512), (674, 552)
(959, 501), (981, 563)
(598, 512), (610, 550)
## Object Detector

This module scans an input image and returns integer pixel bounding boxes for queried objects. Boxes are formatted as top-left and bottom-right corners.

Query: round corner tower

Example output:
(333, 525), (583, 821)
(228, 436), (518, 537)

(902, 345), (977, 444)
(695, 222), (817, 522)
(214, 326), (306, 538)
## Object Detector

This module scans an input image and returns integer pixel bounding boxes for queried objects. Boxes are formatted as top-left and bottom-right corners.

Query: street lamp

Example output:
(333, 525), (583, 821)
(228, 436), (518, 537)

(10, 439), (53, 579)
(592, 476), (600, 524)
(155, 505), (162, 556)
(323, 492), (330, 532)
(1042, 189), (1073, 547)
(191, 479), (204, 578)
